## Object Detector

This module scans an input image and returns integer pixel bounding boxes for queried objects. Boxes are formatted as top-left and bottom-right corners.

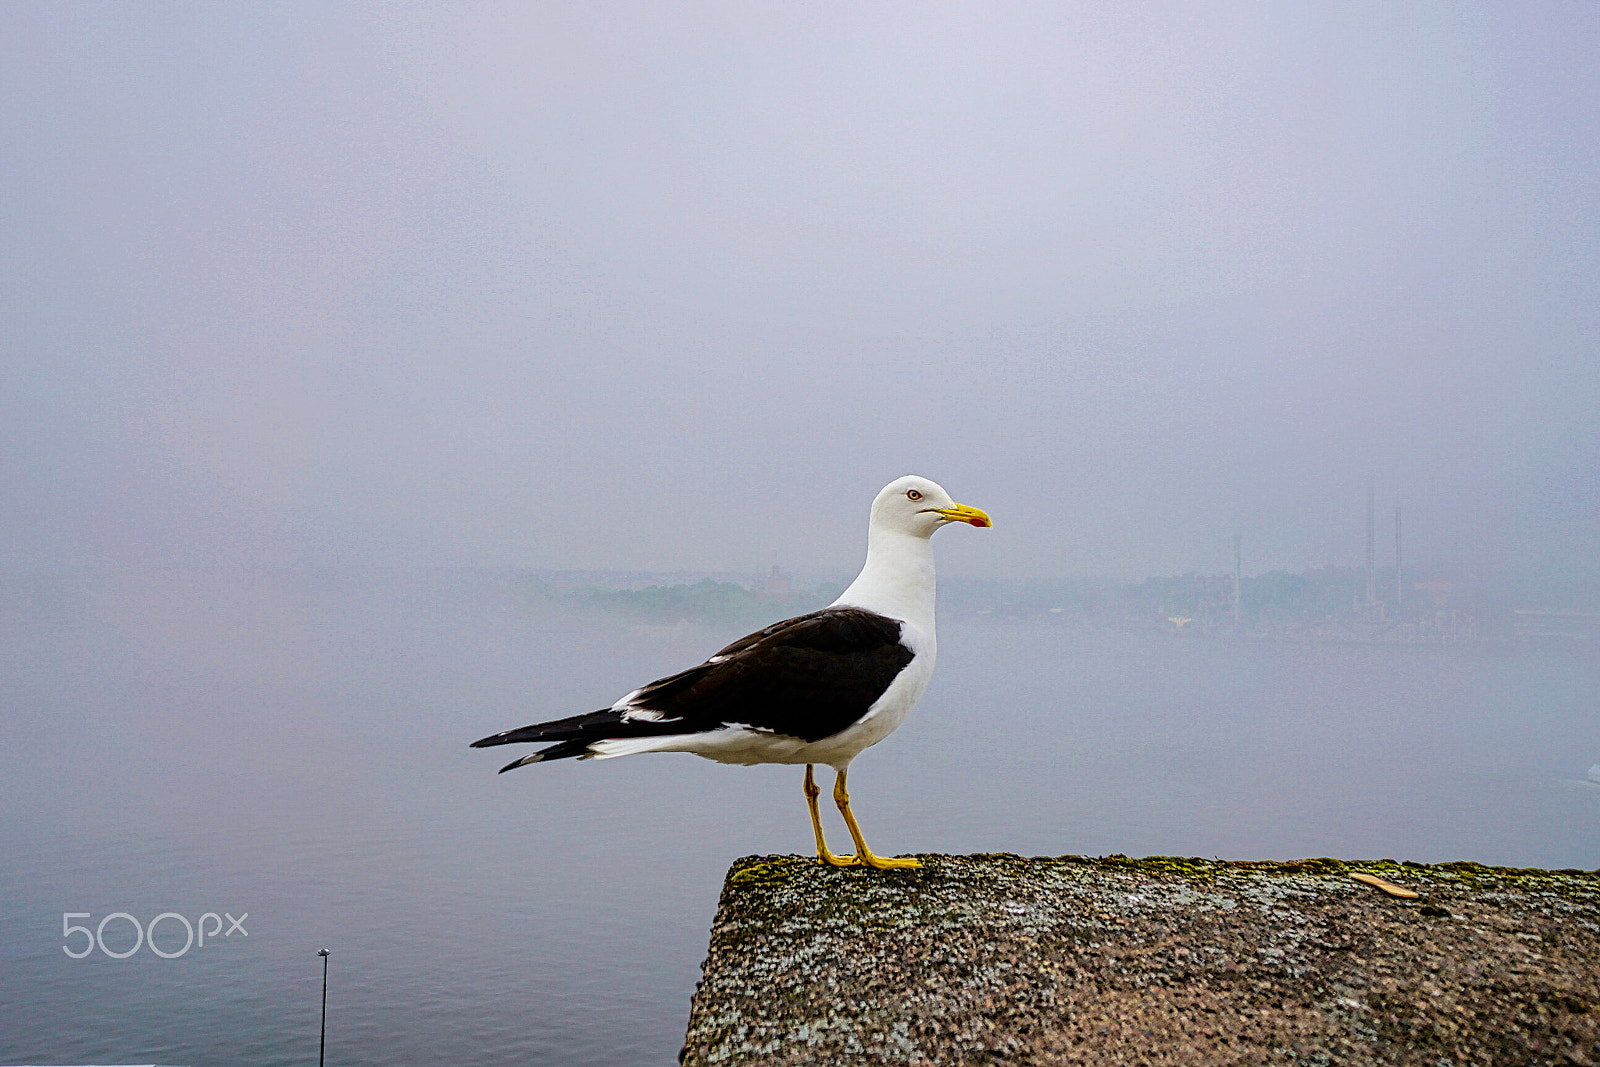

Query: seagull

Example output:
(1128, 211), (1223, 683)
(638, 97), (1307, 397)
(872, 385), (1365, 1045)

(470, 475), (991, 869)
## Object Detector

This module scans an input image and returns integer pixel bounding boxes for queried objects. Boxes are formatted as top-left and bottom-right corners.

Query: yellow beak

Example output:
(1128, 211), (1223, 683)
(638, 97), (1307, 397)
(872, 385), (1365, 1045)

(931, 503), (992, 528)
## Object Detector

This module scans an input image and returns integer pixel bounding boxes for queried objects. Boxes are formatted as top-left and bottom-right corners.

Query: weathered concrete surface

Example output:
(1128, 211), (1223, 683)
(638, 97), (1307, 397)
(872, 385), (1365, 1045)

(680, 854), (1600, 1066)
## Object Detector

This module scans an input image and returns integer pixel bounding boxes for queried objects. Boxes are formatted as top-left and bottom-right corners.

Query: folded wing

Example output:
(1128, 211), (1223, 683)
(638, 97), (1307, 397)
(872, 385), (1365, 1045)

(470, 607), (914, 768)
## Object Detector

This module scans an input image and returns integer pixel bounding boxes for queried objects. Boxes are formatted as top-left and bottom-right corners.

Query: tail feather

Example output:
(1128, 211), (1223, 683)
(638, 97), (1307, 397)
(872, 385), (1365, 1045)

(472, 708), (700, 770)
(496, 738), (594, 772)
(470, 709), (627, 749)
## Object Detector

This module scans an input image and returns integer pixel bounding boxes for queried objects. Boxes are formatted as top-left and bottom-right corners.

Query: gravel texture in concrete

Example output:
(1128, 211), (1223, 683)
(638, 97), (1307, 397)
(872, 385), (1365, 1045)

(680, 854), (1599, 1066)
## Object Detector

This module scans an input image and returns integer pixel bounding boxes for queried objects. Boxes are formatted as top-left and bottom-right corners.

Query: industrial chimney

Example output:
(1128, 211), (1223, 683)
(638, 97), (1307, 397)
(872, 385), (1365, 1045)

(1365, 481), (1376, 609)
(1394, 504), (1403, 616)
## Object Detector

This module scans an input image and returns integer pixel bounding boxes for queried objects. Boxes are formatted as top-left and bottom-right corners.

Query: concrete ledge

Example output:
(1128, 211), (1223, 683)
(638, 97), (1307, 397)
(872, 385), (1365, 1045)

(680, 854), (1600, 1066)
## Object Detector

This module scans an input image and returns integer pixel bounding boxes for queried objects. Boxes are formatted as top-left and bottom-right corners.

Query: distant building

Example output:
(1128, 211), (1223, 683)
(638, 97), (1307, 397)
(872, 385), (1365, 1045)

(754, 565), (793, 603)
(1413, 579), (1453, 607)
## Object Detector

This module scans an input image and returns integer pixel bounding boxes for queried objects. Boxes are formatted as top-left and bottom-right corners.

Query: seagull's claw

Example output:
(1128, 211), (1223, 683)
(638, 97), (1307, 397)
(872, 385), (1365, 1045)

(804, 763), (922, 871)
(816, 849), (921, 870)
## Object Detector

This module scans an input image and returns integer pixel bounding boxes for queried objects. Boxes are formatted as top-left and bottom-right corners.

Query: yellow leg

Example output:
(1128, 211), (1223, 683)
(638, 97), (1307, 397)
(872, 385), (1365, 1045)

(831, 767), (922, 870)
(804, 764), (858, 866)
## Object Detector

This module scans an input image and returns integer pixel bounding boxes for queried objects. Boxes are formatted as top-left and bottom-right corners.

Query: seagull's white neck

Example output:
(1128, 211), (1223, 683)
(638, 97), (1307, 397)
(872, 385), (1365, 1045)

(831, 526), (937, 627)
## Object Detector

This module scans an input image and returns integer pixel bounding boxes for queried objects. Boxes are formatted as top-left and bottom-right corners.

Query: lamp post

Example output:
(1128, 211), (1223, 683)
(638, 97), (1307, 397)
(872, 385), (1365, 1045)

(317, 948), (330, 1067)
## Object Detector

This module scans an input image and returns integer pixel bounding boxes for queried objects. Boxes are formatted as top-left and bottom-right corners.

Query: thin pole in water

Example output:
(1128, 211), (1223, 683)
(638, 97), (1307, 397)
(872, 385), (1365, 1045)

(318, 948), (330, 1067)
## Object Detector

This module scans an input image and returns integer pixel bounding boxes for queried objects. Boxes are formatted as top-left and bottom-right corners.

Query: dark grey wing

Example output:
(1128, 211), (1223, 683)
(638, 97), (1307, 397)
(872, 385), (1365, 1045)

(628, 607), (914, 742)
(469, 607), (914, 765)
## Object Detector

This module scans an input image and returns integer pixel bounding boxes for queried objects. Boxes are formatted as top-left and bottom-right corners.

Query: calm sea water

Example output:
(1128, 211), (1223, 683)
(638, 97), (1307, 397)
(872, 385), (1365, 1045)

(2, 570), (1597, 1066)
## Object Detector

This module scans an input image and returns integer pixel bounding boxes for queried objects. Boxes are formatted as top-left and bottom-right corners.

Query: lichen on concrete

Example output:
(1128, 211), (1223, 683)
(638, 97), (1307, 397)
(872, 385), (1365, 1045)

(680, 853), (1600, 1066)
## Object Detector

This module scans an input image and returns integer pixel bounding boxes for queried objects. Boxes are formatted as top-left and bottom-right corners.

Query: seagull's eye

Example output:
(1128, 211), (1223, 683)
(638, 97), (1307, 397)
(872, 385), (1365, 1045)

(906, 489), (922, 501)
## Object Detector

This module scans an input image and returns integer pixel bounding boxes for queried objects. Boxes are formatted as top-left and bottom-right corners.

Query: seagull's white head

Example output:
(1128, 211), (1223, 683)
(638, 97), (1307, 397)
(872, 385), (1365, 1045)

(869, 475), (992, 540)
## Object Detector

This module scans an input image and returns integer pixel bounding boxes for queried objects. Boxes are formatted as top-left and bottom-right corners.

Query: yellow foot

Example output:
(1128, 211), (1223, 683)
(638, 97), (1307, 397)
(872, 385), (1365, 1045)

(815, 850), (921, 870)
(805, 765), (922, 871)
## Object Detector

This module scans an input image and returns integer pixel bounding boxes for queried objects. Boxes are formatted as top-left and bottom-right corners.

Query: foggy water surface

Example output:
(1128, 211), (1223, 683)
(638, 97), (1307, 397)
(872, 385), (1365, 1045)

(2, 570), (1596, 1066)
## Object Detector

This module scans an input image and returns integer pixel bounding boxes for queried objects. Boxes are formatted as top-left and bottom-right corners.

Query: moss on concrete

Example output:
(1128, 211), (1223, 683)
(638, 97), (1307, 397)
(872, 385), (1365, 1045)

(680, 854), (1600, 1066)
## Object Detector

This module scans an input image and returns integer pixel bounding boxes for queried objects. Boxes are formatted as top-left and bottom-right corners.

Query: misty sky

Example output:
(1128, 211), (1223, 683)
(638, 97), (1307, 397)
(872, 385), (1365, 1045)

(3, 2), (1596, 580)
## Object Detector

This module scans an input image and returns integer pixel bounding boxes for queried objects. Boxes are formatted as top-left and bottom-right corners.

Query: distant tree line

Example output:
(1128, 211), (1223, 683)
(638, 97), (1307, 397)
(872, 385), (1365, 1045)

(536, 577), (840, 628)
(936, 565), (1586, 636)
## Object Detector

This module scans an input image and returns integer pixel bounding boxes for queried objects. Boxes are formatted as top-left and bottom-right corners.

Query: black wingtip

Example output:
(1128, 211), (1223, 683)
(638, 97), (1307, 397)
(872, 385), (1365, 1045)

(497, 755), (535, 773)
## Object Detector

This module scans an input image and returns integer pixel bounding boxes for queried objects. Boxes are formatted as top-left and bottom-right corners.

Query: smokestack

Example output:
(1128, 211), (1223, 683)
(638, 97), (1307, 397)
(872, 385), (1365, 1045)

(1233, 533), (1241, 630)
(1365, 481), (1376, 607)
(1394, 504), (1403, 615)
